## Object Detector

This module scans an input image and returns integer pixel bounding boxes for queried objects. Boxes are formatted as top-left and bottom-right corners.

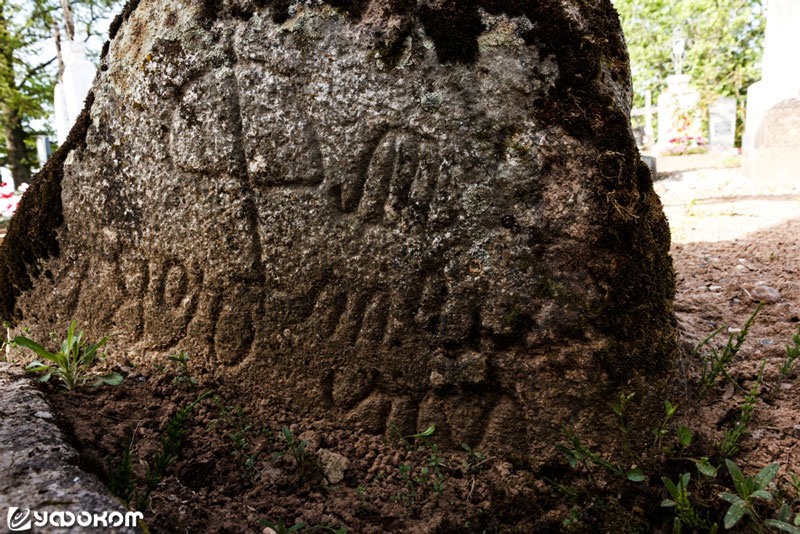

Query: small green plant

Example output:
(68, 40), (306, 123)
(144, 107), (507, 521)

(677, 425), (692, 456)
(718, 360), (765, 459)
(787, 473), (800, 496)
(387, 426), (449, 514)
(777, 325), (800, 387)
(461, 443), (491, 473)
(274, 426), (312, 480)
(390, 463), (419, 512)
(420, 444), (446, 494)
(695, 457), (719, 479)
(167, 351), (198, 388)
(16, 320), (122, 391)
(207, 401), (272, 482)
(259, 518), (306, 533)
(652, 399), (678, 452)
(666, 426), (720, 478)
(390, 424), (436, 451)
(137, 391), (210, 510)
(613, 392), (635, 451)
(557, 427), (644, 483)
(107, 426), (136, 507)
(230, 418), (271, 482)
(561, 506), (581, 528)
(768, 503), (800, 534)
(721, 459), (779, 530)
(661, 472), (718, 533)
(694, 305), (761, 396)
(258, 520), (347, 534)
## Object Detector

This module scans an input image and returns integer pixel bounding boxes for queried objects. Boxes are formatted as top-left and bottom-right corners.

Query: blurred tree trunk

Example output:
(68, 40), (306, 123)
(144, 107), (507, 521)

(2, 106), (32, 185)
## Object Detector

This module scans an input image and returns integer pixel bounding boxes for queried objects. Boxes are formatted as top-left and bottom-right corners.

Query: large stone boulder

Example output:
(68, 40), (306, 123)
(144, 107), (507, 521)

(0, 0), (676, 465)
(744, 98), (800, 189)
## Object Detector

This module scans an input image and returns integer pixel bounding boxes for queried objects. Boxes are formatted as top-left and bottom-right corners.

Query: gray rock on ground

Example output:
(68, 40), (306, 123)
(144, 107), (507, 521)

(0, 364), (142, 533)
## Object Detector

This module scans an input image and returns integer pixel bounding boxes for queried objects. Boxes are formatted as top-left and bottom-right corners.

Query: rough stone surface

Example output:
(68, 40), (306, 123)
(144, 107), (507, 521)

(317, 448), (350, 484)
(0, 364), (142, 533)
(0, 0), (677, 465)
(744, 98), (800, 188)
(751, 285), (782, 303)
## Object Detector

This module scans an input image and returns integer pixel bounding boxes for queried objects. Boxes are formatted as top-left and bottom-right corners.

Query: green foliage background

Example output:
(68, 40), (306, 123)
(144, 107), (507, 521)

(0, 0), (119, 175)
(0, 0), (58, 171)
(612, 0), (766, 146)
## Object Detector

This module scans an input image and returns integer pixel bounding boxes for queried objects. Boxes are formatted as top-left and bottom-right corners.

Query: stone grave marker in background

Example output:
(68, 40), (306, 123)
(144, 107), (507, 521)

(709, 97), (737, 149)
(657, 29), (705, 155)
(744, 0), (800, 187)
(657, 74), (703, 154)
(747, 98), (800, 187)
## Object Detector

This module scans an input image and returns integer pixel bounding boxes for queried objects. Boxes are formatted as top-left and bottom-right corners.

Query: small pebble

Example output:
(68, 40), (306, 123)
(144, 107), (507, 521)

(732, 298), (742, 304)
(728, 327), (742, 333)
(760, 339), (773, 346)
(708, 285), (723, 292)
(751, 285), (781, 303)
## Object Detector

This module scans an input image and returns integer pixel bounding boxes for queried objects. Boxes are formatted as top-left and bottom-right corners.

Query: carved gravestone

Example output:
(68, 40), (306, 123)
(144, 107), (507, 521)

(745, 98), (800, 188)
(709, 97), (736, 149)
(0, 0), (677, 465)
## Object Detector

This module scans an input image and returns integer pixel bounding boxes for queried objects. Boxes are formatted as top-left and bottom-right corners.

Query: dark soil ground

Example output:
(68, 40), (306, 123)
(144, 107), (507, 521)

(15, 164), (800, 533)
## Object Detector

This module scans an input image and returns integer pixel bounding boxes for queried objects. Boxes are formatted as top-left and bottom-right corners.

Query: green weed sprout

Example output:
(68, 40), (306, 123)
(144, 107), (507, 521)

(694, 304), (761, 396)
(274, 426), (311, 479)
(613, 392), (635, 451)
(137, 391), (211, 510)
(557, 426), (644, 483)
(721, 459), (778, 530)
(107, 426), (136, 507)
(769, 503), (800, 533)
(718, 360), (765, 459)
(259, 518), (306, 533)
(652, 399), (678, 452)
(461, 443), (491, 473)
(661, 472), (717, 532)
(777, 325), (800, 387)
(168, 351), (198, 387)
(15, 320), (122, 391)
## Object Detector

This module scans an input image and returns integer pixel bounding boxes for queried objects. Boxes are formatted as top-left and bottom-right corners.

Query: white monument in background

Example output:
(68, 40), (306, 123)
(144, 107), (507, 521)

(708, 97), (737, 149)
(54, 41), (96, 145)
(743, 0), (800, 187)
(656, 28), (704, 155)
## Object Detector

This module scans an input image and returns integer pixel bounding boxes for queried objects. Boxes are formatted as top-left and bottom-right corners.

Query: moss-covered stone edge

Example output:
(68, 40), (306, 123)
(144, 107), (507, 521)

(0, 93), (95, 323)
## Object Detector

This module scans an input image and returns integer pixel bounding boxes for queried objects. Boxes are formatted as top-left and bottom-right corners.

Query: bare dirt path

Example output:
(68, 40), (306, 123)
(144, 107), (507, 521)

(655, 165), (800, 477)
